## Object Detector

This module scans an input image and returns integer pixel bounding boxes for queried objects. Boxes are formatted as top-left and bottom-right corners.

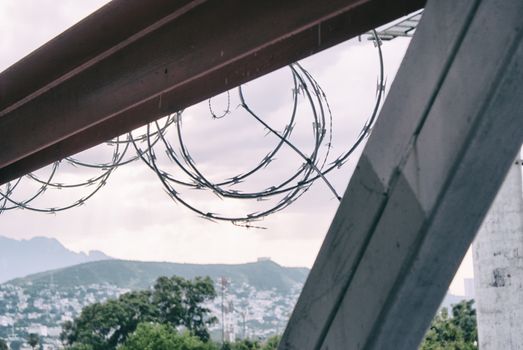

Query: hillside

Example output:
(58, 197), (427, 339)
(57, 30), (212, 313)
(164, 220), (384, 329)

(9, 259), (309, 291)
(0, 235), (111, 283)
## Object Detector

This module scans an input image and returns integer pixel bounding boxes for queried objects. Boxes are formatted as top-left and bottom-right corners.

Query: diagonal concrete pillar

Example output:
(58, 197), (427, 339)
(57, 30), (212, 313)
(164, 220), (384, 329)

(473, 160), (523, 349)
(279, 0), (523, 349)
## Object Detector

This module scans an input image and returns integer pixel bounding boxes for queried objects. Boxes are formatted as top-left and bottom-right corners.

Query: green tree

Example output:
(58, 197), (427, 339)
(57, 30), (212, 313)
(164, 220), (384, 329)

(60, 320), (76, 348)
(68, 345), (94, 350)
(61, 292), (156, 349)
(118, 323), (217, 350)
(62, 275), (217, 350)
(0, 338), (7, 350)
(223, 336), (279, 350)
(262, 335), (280, 350)
(420, 300), (477, 350)
(27, 333), (39, 350)
(229, 339), (260, 350)
(450, 300), (477, 345)
(153, 276), (217, 342)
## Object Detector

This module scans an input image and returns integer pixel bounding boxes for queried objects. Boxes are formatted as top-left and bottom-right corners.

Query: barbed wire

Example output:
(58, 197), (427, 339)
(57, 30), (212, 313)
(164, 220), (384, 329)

(136, 31), (385, 225)
(0, 31), (385, 226)
(0, 117), (175, 214)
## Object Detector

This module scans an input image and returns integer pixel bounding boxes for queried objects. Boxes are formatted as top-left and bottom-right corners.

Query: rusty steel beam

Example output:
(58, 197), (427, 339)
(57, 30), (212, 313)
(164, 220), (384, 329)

(0, 0), (425, 184)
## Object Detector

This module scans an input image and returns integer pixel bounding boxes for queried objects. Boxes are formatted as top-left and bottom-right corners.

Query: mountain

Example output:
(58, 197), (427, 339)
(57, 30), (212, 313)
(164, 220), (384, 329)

(0, 235), (112, 283)
(1, 259), (309, 346)
(9, 259), (309, 292)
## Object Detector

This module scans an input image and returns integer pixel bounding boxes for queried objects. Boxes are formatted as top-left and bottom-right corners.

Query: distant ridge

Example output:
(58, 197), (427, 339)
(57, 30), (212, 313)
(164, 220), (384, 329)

(0, 235), (112, 283)
(7, 259), (309, 292)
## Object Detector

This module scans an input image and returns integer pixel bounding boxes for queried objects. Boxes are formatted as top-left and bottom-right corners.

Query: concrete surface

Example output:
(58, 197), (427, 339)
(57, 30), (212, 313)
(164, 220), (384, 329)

(473, 161), (523, 349)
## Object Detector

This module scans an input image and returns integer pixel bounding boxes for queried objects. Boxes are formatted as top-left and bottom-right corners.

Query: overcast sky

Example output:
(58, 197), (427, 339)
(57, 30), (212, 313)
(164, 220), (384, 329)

(0, 1), (473, 294)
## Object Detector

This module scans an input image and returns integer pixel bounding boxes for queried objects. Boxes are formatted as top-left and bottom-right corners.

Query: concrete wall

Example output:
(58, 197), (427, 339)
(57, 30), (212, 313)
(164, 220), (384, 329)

(473, 160), (523, 349)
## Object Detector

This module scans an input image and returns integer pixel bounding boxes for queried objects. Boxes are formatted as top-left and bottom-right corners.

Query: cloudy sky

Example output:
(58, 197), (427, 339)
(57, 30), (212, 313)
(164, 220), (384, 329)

(0, 1), (473, 294)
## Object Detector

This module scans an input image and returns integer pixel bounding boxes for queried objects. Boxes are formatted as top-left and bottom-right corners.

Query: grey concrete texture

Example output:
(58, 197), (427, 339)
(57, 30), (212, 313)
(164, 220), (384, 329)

(473, 162), (523, 350)
(279, 0), (523, 349)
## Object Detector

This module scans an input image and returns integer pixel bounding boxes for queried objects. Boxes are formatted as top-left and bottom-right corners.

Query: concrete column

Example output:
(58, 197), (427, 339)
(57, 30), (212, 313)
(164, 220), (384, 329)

(473, 160), (523, 349)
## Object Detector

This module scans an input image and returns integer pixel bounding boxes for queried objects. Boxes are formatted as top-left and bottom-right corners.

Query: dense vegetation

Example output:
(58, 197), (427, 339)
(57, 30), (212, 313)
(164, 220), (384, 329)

(117, 324), (280, 350)
(60, 276), (217, 349)
(59, 275), (282, 350)
(60, 297), (477, 350)
(420, 300), (478, 350)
